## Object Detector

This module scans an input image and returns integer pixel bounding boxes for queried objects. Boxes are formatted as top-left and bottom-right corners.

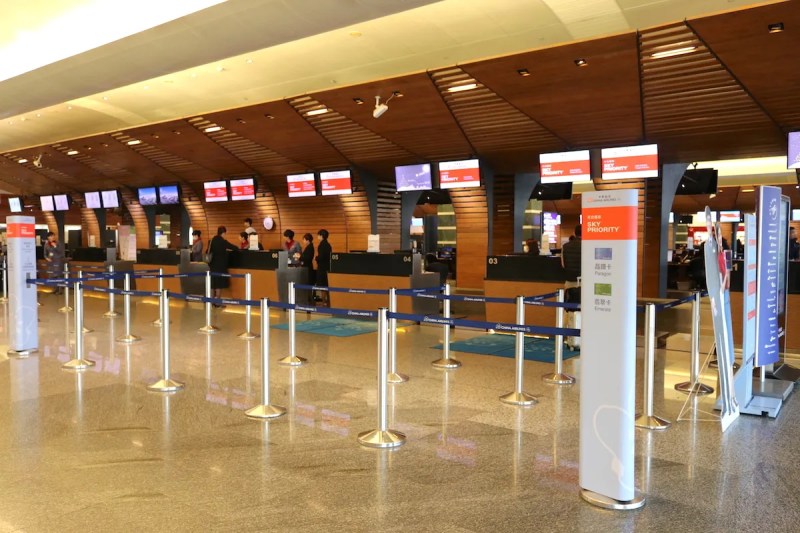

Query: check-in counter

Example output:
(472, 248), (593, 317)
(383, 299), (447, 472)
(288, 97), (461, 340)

(328, 252), (439, 314)
(228, 249), (281, 301)
(134, 248), (181, 293)
(484, 255), (567, 327)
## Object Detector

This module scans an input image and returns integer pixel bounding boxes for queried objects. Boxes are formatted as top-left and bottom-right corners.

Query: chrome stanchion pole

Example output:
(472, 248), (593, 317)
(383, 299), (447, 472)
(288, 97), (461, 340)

(432, 284), (461, 369)
(543, 289), (576, 385)
(675, 292), (713, 395)
(58, 263), (72, 313)
(358, 308), (406, 448)
(152, 268), (164, 326)
(62, 281), (95, 370)
(0, 256), (8, 303)
(198, 271), (219, 334)
(500, 295), (538, 405)
(117, 273), (141, 343)
(103, 264), (119, 318)
(278, 281), (307, 366)
(387, 287), (408, 383)
(78, 270), (93, 333)
(635, 303), (671, 430)
(238, 272), (258, 340)
(148, 290), (184, 392)
(246, 299), (286, 419)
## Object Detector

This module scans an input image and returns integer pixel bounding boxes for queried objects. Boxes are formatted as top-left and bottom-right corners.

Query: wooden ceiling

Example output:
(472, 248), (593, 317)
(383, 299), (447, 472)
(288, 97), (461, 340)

(0, 2), (797, 201)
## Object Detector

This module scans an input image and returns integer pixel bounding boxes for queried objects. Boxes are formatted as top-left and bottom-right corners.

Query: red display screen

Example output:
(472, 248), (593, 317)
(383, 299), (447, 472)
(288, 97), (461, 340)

(438, 159), (480, 189)
(230, 178), (255, 201)
(601, 144), (659, 180)
(319, 170), (352, 196)
(539, 150), (591, 183)
(204, 180), (228, 202)
(287, 173), (317, 197)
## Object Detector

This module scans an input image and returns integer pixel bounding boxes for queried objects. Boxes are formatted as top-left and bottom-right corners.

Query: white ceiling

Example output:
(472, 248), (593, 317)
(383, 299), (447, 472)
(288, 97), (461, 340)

(0, 0), (781, 154)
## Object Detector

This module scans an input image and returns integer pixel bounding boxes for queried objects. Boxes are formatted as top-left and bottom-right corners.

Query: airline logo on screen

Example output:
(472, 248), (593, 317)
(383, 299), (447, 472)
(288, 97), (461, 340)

(540, 150), (591, 183)
(439, 159), (480, 189)
(230, 179), (255, 201)
(320, 170), (352, 196)
(7, 223), (35, 239)
(204, 181), (228, 202)
(287, 173), (316, 197)
(601, 144), (659, 180)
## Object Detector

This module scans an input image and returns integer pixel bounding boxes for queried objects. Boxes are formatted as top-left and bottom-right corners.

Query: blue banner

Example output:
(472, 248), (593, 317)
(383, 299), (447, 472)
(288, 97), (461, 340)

(755, 186), (782, 366)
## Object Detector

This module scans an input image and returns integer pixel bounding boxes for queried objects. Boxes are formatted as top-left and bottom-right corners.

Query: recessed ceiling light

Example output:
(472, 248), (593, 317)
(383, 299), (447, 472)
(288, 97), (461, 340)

(245, 58), (253, 64)
(741, 188), (755, 193)
(353, 98), (364, 105)
(20, 117), (26, 122)
(102, 96), (109, 101)
(651, 46), (696, 59)
(127, 139), (142, 146)
(768, 22), (784, 33)
(66, 150), (79, 155)
(349, 31), (362, 38)
(264, 114), (275, 120)
(447, 83), (478, 93)
(204, 126), (222, 133)
(236, 118), (246, 124)
(173, 130), (181, 135)
(574, 58), (588, 67)
(306, 108), (329, 116)
(17, 158), (28, 164)
(392, 91), (404, 98)
(216, 66), (225, 72)
(517, 68), (530, 77)
(67, 105), (72, 110)
(36, 113), (41, 117)
(191, 73), (197, 78)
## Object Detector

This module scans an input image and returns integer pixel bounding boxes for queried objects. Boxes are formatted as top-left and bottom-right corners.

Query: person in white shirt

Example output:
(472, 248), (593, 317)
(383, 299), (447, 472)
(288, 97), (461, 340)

(243, 218), (257, 236)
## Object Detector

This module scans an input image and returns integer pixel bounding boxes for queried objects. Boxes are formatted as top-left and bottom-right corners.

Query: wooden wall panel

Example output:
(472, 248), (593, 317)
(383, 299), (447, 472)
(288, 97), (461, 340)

(492, 175), (514, 255)
(120, 189), (150, 249)
(450, 187), (488, 290)
(376, 184), (401, 253)
(273, 194), (349, 255)
(339, 176), (372, 252)
(79, 207), (100, 247)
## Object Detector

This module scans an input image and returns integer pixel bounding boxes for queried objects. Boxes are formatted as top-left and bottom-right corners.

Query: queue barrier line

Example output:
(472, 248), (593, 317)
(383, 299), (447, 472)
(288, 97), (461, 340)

(387, 311), (580, 338)
(82, 285), (161, 299)
(294, 284), (388, 295)
(395, 286), (446, 295)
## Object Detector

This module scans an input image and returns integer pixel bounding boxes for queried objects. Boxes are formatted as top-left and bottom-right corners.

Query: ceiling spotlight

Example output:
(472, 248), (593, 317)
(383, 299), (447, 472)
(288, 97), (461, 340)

(768, 22), (784, 33)
(204, 126), (222, 133)
(66, 150), (79, 155)
(517, 68), (530, 77)
(17, 158), (28, 164)
(127, 139), (142, 145)
(353, 98), (364, 105)
(574, 58), (588, 67)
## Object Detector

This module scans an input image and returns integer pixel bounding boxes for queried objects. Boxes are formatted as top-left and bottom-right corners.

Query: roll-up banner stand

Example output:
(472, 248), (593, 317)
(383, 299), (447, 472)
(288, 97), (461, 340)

(578, 190), (643, 510)
(7, 216), (39, 356)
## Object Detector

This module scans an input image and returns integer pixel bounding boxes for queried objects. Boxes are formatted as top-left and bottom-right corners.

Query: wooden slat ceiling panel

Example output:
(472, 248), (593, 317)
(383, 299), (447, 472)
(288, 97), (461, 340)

(109, 132), (219, 184)
(0, 156), (53, 195)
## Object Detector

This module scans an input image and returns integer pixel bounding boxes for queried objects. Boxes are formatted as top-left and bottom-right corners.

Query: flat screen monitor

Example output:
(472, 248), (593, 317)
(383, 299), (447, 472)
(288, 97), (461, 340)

(204, 180), (228, 202)
(54, 194), (70, 211)
(395, 163), (433, 192)
(138, 187), (157, 206)
(230, 178), (256, 201)
(8, 197), (22, 213)
(410, 217), (424, 235)
(101, 190), (119, 208)
(531, 182), (573, 200)
(539, 150), (591, 183)
(287, 173), (317, 197)
(84, 192), (101, 209)
(438, 159), (480, 189)
(788, 131), (800, 169)
(719, 210), (741, 223)
(677, 169), (718, 195)
(319, 170), (352, 196)
(40, 195), (54, 212)
(158, 185), (180, 205)
(792, 209), (800, 221)
(601, 144), (659, 180)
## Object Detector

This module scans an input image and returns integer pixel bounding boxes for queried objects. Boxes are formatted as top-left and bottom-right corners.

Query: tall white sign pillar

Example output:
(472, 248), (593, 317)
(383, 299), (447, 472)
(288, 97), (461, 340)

(7, 216), (39, 357)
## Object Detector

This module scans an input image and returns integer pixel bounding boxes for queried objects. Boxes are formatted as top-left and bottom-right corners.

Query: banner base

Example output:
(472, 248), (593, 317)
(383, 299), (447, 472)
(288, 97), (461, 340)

(580, 489), (645, 511)
(7, 348), (38, 358)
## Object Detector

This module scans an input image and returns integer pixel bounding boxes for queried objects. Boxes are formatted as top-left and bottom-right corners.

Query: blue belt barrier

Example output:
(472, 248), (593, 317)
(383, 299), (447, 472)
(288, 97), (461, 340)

(295, 304), (378, 319)
(83, 285), (160, 298)
(524, 300), (580, 310)
(387, 311), (580, 337)
(294, 284), (387, 295)
(395, 286), (446, 295)
(211, 272), (247, 279)
(268, 300), (294, 311)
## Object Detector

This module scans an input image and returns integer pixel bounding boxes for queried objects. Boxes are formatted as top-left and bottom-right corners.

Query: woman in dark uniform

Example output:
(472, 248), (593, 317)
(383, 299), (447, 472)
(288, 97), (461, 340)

(208, 226), (238, 302)
(315, 229), (331, 306)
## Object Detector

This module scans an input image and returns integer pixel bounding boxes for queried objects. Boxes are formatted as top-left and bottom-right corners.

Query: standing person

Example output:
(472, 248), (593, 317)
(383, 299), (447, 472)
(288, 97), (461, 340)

(300, 233), (315, 303)
(43, 231), (64, 295)
(239, 231), (250, 250)
(283, 229), (301, 266)
(315, 229), (331, 306)
(190, 230), (203, 262)
(208, 226), (238, 305)
(560, 224), (581, 350)
(243, 218), (257, 236)
(790, 227), (799, 261)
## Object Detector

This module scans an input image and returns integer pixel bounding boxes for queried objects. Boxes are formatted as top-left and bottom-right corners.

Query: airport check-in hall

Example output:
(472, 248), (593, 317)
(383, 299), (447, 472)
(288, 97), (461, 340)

(1, 0), (800, 531)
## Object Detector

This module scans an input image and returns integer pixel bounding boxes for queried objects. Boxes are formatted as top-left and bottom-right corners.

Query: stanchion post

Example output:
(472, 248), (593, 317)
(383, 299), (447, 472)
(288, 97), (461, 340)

(500, 296), (538, 405)
(543, 289), (576, 385)
(198, 270), (219, 334)
(278, 281), (307, 366)
(675, 292), (713, 395)
(148, 290), (184, 392)
(152, 268), (164, 326)
(78, 270), (93, 334)
(246, 299), (286, 419)
(387, 287), (408, 383)
(117, 273), (141, 343)
(358, 308), (406, 448)
(58, 263), (72, 313)
(635, 303), (671, 430)
(238, 272), (258, 340)
(0, 256), (8, 303)
(431, 284), (461, 369)
(103, 264), (119, 318)
(62, 281), (95, 370)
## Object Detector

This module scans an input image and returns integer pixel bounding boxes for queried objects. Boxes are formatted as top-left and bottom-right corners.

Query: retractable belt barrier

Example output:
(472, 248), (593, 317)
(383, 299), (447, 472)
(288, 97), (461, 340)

(386, 311), (580, 338)
(294, 283), (388, 295)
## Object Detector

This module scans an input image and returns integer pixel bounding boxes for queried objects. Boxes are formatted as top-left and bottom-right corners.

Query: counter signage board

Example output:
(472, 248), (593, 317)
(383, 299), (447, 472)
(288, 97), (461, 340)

(319, 170), (352, 196)
(204, 181), (228, 202)
(7, 216), (38, 354)
(579, 189), (639, 505)
(601, 144), (659, 180)
(539, 150), (591, 183)
(755, 186), (781, 366)
(287, 173), (317, 197)
(438, 159), (480, 189)
(230, 178), (256, 201)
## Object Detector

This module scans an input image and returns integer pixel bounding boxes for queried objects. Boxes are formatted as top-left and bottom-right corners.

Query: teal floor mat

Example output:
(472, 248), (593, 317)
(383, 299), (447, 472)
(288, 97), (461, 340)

(273, 318), (377, 337)
(432, 334), (579, 363)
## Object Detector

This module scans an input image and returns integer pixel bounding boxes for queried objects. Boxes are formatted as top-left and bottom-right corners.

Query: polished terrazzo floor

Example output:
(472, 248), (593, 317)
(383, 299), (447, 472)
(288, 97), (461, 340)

(0, 291), (799, 532)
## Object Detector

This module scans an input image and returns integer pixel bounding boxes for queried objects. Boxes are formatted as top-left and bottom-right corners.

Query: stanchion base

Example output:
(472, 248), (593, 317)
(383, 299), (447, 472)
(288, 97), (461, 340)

(238, 331), (259, 340)
(0, 297), (8, 303)
(675, 381), (714, 395)
(61, 358), (96, 370)
(103, 311), (119, 318)
(198, 325), (219, 334)
(7, 348), (38, 358)
(147, 378), (185, 392)
(387, 372), (409, 383)
(57, 307), (73, 314)
(580, 489), (645, 511)
(634, 414), (671, 430)
(152, 319), (162, 327)
(431, 358), (462, 369)
(278, 355), (308, 366)
(357, 429), (406, 448)
(116, 335), (142, 344)
(245, 404), (287, 419)
(542, 372), (576, 385)
(499, 391), (538, 406)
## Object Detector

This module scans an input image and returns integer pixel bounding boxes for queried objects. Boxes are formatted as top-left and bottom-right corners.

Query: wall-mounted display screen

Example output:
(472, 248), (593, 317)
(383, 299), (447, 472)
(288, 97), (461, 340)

(788, 131), (800, 169)
(319, 170), (352, 196)
(287, 173), (317, 197)
(230, 178), (256, 201)
(8, 197), (22, 213)
(719, 210), (741, 223)
(138, 187), (157, 206)
(601, 144), (659, 179)
(539, 150), (591, 183)
(84, 192), (101, 209)
(439, 159), (480, 189)
(158, 185), (180, 205)
(54, 194), (70, 211)
(791, 209), (800, 221)
(677, 168), (718, 195)
(395, 163), (433, 192)
(532, 182), (573, 200)
(101, 190), (119, 208)
(40, 195), (55, 212)
(204, 180), (228, 202)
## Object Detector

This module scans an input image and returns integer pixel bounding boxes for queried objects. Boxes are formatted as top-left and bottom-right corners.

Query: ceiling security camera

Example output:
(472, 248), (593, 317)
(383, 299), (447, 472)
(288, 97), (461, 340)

(373, 103), (388, 119)
(33, 154), (43, 168)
